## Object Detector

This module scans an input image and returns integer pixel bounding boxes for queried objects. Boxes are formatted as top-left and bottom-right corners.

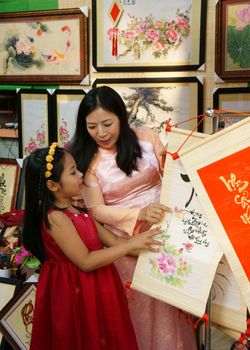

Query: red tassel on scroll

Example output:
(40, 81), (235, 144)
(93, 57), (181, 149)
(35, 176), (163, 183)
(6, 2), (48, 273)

(235, 318), (250, 349)
(124, 280), (135, 300)
(193, 313), (209, 329)
(111, 28), (118, 57)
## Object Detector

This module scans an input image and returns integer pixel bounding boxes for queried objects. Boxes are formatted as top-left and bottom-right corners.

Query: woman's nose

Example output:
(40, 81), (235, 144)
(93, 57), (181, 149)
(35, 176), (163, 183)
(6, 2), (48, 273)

(97, 125), (106, 136)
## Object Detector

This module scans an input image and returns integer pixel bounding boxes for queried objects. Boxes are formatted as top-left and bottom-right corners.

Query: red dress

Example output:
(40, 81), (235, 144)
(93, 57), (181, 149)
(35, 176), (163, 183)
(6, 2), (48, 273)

(30, 210), (138, 350)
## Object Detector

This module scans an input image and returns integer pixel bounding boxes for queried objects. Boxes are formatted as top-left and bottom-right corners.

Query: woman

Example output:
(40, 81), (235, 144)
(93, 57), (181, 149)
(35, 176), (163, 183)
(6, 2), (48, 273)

(69, 86), (197, 350)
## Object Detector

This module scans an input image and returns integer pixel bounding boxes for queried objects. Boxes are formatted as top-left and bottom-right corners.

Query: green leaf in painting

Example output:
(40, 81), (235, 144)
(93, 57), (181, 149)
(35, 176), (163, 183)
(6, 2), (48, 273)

(227, 25), (250, 68)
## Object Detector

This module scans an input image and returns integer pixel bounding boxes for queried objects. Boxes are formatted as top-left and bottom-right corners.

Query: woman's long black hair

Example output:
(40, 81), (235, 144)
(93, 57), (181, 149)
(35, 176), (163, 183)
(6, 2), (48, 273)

(69, 86), (142, 176)
(22, 147), (66, 263)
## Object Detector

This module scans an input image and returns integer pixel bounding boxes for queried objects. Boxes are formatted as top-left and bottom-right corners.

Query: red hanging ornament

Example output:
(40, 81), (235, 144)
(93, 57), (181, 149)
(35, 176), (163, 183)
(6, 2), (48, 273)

(108, 1), (123, 57)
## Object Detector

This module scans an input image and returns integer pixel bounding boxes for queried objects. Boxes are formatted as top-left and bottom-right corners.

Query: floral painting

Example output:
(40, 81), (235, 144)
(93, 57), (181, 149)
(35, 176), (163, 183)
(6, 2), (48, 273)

(216, 0), (250, 81)
(93, 0), (206, 70)
(149, 210), (192, 288)
(20, 92), (50, 157)
(226, 3), (250, 70)
(108, 8), (191, 60)
(55, 92), (85, 148)
(0, 9), (88, 83)
(24, 122), (46, 155)
(132, 128), (222, 317)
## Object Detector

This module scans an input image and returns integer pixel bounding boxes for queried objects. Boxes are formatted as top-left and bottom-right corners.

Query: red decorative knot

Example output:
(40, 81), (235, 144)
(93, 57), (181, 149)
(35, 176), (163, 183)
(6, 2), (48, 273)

(172, 152), (179, 160)
(124, 280), (135, 300)
(165, 124), (172, 132)
(193, 313), (209, 329)
(125, 280), (132, 289)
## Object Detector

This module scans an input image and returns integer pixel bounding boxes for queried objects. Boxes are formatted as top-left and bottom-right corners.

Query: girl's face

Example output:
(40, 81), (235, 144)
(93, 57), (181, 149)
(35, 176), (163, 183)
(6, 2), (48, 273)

(86, 108), (120, 150)
(59, 152), (83, 198)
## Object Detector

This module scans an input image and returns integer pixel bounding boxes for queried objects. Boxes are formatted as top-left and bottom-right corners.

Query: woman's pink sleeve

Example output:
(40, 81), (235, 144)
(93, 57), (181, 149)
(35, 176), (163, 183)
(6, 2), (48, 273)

(83, 169), (140, 236)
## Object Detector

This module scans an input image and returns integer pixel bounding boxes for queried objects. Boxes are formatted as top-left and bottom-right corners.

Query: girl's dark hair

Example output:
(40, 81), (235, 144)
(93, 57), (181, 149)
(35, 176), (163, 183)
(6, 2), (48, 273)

(22, 147), (67, 263)
(68, 86), (142, 176)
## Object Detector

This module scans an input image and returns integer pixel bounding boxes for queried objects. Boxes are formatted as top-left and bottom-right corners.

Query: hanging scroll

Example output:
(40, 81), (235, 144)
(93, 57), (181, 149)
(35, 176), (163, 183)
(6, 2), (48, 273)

(179, 118), (250, 311)
(132, 127), (223, 317)
(211, 255), (247, 333)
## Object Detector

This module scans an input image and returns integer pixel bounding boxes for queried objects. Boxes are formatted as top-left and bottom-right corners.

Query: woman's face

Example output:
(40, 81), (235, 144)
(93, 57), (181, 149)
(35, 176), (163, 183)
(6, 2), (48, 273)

(86, 108), (120, 150)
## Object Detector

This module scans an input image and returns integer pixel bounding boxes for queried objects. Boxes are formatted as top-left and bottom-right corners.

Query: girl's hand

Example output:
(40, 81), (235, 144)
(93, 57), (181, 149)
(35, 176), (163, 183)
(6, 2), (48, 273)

(128, 226), (164, 252)
(138, 204), (169, 224)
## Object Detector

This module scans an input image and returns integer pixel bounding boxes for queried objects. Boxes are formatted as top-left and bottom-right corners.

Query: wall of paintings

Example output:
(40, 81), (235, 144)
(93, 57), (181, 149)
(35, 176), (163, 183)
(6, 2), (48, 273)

(0, 0), (249, 159)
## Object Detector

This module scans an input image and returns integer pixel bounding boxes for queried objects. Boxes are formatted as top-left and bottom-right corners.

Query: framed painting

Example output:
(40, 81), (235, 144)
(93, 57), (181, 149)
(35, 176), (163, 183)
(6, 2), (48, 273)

(0, 277), (23, 349)
(93, 77), (203, 145)
(179, 118), (250, 312)
(0, 8), (88, 84)
(17, 89), (52, 158)
(52, 89), (85, 148)
(92, 0), (207, 72)
(0, 283), (36, 350)
(0, 159), (20, 214)
(132, 127), (223, 317)
(215, 0), (250, 81)
(213, 87), (250, 132)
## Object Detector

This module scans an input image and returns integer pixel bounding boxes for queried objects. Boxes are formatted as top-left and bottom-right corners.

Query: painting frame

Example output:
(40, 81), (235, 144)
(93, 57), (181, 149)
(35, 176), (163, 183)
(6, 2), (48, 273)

(93, 77), (204, 144)
(92, 0), (207, 72)
(0, 277), (23, 350)
(17, 89), (53, 158)
(213, 87), (250, 132)
(215, 0), (250, 82)
(0, 159), (20, 214)
(51, 89), (86, 148)
(0, 8), (88, 84)
(0, 283), (36, 350)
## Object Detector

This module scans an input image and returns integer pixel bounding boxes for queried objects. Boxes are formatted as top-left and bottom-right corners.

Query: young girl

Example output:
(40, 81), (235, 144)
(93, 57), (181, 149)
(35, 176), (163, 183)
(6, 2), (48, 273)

(22, 142), (163, 350)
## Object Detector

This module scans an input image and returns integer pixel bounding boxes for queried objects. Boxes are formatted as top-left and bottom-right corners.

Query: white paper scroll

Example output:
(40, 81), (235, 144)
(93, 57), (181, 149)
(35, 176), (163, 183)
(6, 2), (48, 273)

(132, 128), (223, 317)
(179, 118), (250, 312)
(211, 255), (247, 333)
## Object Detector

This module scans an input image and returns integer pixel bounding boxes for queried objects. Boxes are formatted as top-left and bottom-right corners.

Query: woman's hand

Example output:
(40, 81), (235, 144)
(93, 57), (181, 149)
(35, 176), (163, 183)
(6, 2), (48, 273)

(138, 204), (169, 224)
(128, 226), (164, 252)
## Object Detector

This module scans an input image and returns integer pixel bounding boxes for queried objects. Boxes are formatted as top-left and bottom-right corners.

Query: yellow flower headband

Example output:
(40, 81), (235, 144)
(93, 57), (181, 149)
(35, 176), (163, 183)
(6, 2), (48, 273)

(45, 142), (59, 178)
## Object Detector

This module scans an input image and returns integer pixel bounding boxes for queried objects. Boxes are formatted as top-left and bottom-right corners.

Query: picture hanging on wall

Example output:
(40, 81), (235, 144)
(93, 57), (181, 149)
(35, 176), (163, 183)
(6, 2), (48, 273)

(17, 90), (52, 158)
(93, 77), (203, 145)
(213, 87), (250, 132)
(0, 277), (23, 349)
(52, 90), (86, 148)
(92, 0), (207, 72)
(0, 8), (88, 84)
(0, 159), (20, 214)
(0, 283), (36, 350)
(215, 0), (250, 81)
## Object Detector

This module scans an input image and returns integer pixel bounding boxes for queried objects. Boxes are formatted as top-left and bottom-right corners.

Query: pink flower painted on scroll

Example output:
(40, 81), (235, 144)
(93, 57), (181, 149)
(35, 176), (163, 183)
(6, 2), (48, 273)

(157, 252), (177, 276)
